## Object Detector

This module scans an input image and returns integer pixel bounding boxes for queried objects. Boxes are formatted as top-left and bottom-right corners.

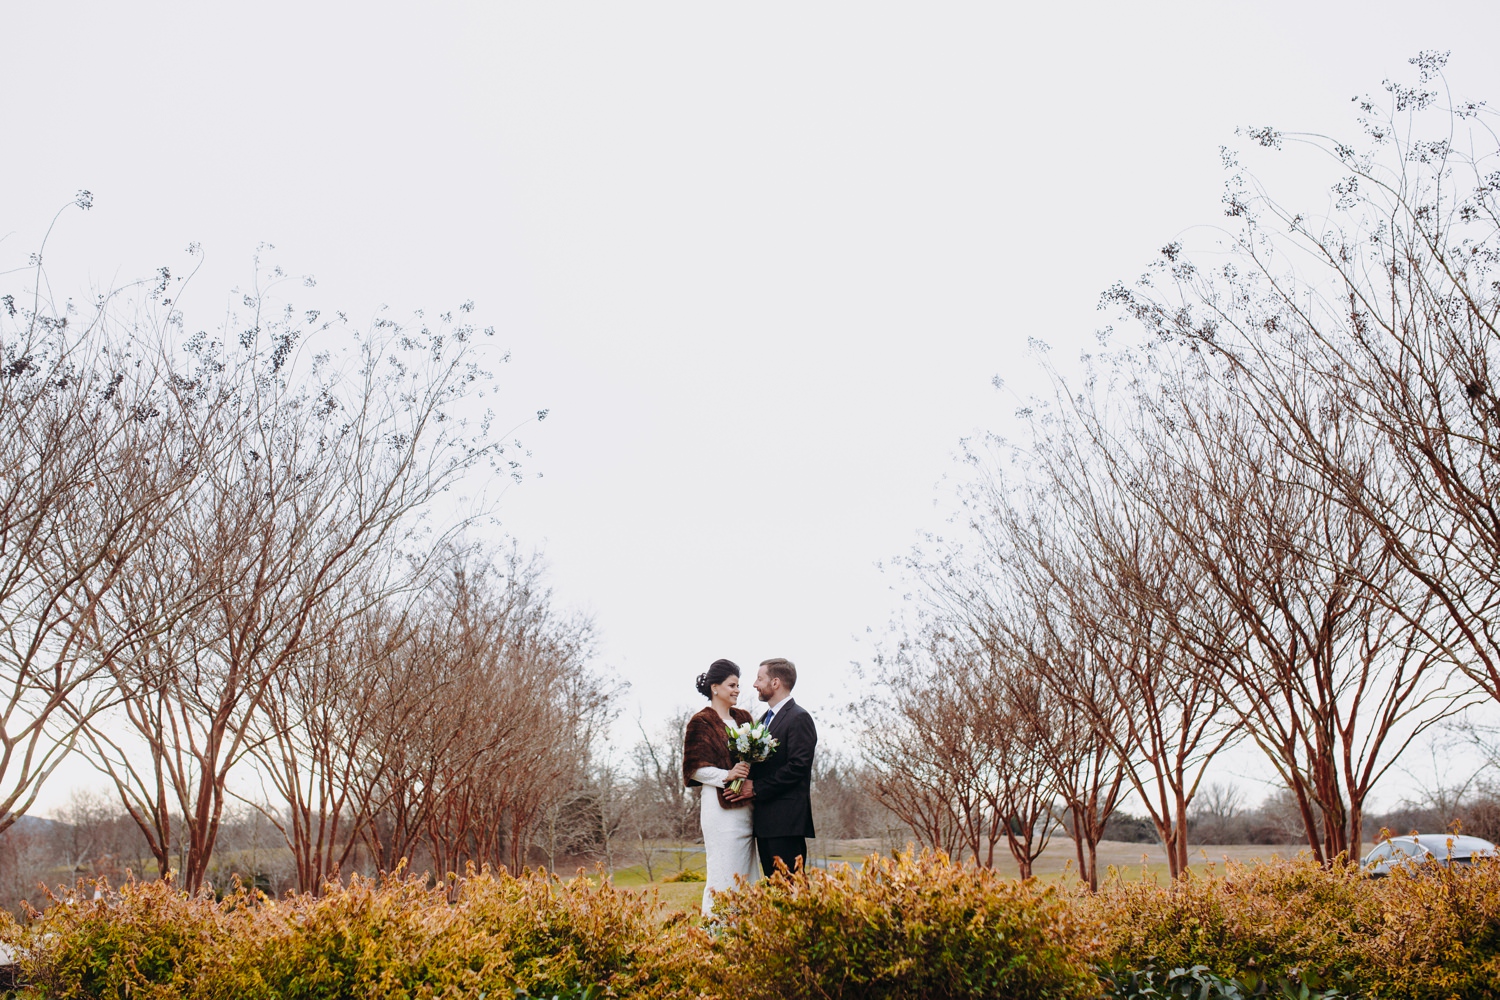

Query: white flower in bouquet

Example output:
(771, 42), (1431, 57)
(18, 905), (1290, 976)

(724, 720), (779, 794)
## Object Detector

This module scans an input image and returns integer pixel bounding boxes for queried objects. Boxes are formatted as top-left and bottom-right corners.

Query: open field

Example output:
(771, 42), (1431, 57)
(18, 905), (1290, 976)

(6, 838), (1316, 919)
(617, 838), (1317, 914)
(1006, 837), (1308, 882)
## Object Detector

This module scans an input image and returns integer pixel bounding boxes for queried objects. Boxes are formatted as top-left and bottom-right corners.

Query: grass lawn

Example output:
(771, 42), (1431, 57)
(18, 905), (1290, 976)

(606, 838), (890, 917)
(1021, 838), (1310, 884)
(139, 838), (1315, 921)
(651, 880), (706, 913)
(604, 838), (1318, 917)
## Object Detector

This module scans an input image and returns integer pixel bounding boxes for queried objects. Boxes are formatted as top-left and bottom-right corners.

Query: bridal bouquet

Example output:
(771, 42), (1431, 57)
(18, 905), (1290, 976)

(725, 720), (778, 794)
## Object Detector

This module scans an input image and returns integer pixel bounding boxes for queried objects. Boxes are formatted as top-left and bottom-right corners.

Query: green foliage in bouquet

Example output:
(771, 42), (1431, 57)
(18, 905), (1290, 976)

(710, 849), (1099, 1000)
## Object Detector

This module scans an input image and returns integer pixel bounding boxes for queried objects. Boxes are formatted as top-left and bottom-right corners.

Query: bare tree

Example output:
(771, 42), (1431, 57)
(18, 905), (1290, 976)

(484, 608), (609, 873)
(80, 268), (520, 891)
(918, 503), (1129, 887)
(339, 546), (605, 878)
(979, 671), (1059, 878)
(0, 198), (204, 834)
(808, 750), (893, 842)
(582, 758), (634, 874)
(50, 788), (150, 876)
(246, 593), (413, 890)
(863, 634), (1059, 875)
(926, 430), (1238, 879)
(1128, 376), (1468, 862)
(0, 821), (54, 910)
(1092, 54), (1500, 863)
(1002, 657), (1124, 889)
(862, 641), (992, 864)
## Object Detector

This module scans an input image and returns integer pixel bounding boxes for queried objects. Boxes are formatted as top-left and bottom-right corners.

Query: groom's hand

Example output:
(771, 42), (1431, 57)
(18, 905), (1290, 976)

(725, 779), (753, 802)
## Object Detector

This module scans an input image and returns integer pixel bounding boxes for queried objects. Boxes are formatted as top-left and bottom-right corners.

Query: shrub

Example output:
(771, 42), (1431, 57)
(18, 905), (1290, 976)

(255, 873), (481, 999)
(1088, 856), (1369, 991)
(453, 868), (707, 999)
(514, 988), (606, 1000)
(25, 854), (1500, 1000)
(12, 869), (708, 1000)
(15, 876), (274, 999)
(259, 868), (709, 1000)
(1089, 854), (1500, 1000)
(711, 849), (1099, 1000)
(1357, 858), (1500, 999)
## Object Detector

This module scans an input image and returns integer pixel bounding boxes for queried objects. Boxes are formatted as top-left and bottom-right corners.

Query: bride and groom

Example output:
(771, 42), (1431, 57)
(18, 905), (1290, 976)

(681, 657), (817, 916)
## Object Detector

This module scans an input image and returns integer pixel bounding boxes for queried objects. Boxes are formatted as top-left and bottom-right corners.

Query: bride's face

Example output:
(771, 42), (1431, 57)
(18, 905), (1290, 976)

(714, 675), (741, 703)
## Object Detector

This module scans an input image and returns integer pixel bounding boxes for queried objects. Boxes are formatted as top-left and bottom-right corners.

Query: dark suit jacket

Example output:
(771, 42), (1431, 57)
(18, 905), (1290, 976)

(749, 698), (816, 839)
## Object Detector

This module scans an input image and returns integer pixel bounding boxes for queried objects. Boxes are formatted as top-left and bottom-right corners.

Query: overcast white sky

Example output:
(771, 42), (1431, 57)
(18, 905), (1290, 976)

(6, 3), (1500, 815)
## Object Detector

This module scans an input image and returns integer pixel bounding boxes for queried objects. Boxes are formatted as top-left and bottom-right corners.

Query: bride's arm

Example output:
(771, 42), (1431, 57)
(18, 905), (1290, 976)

(691, 766), (731, 787)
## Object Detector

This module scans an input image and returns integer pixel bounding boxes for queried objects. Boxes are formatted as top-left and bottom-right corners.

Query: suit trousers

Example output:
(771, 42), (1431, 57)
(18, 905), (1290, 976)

(758, 836), (807, 878)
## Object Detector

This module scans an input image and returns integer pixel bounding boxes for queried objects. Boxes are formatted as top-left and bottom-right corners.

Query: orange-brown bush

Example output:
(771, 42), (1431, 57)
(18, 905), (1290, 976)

(1088, 855), (1367, 989)
(1365, 859), (1500, 999)
(12, 868), (709, 1000)
(710, 850), (1101, 1000)
(19, 853), (1500, 1000)
(12, 877), (276, 999)
(259, 868), (709, 999)
(1088, 854), (1500, 1000)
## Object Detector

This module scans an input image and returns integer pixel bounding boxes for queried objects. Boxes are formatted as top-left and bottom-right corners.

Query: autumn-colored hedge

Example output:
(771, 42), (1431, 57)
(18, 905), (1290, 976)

(11, 852), (1500, 999)
(711, 850), (1100, 1000)
(5, 869), (709, 1000)
(1088, 854), (1500, 1000)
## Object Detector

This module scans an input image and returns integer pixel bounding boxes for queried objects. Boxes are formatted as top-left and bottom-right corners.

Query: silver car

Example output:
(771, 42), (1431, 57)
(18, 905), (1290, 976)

(1361, 834), (1497, 876)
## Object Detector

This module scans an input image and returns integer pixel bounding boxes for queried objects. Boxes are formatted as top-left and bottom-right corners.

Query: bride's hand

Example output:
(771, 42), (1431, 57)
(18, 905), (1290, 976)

(727, 762), (750, 781)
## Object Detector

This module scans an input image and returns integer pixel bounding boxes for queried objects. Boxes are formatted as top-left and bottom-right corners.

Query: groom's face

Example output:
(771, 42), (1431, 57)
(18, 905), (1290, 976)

(753, 664), (776, 702)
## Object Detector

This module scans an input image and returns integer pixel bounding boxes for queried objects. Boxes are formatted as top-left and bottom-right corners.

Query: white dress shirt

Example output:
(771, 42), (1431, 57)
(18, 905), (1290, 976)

(761, 694), (792, 725)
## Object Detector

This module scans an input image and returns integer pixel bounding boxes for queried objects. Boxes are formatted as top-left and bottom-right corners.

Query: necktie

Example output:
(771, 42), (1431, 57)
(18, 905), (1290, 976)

(764, 708), (774, 725)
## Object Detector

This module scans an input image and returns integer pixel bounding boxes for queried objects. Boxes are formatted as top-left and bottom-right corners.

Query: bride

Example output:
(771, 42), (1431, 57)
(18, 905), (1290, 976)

(682, 658), (759, 915)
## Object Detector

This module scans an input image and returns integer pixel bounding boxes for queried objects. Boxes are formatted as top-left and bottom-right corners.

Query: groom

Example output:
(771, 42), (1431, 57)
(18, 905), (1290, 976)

(727, 656), (816, 876)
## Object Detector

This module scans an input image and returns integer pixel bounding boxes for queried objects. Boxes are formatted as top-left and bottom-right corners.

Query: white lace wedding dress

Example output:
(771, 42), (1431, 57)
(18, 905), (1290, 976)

(691, 764), (759, 915)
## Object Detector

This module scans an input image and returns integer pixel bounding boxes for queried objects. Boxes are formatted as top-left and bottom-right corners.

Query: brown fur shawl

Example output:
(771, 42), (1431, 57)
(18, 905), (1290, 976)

(683, 705), (753, 809)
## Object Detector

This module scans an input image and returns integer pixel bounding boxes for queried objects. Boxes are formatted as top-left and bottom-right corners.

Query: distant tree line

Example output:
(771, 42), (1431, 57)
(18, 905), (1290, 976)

(1103, 780), (1500, 848)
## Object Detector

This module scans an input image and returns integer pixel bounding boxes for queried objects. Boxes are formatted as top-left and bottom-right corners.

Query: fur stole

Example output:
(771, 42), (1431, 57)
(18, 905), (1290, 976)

(683, 705), (753, 809)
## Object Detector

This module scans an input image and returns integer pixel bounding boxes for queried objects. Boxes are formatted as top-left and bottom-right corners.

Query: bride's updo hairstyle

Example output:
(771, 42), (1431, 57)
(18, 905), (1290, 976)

(695, 659), (740, 699)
